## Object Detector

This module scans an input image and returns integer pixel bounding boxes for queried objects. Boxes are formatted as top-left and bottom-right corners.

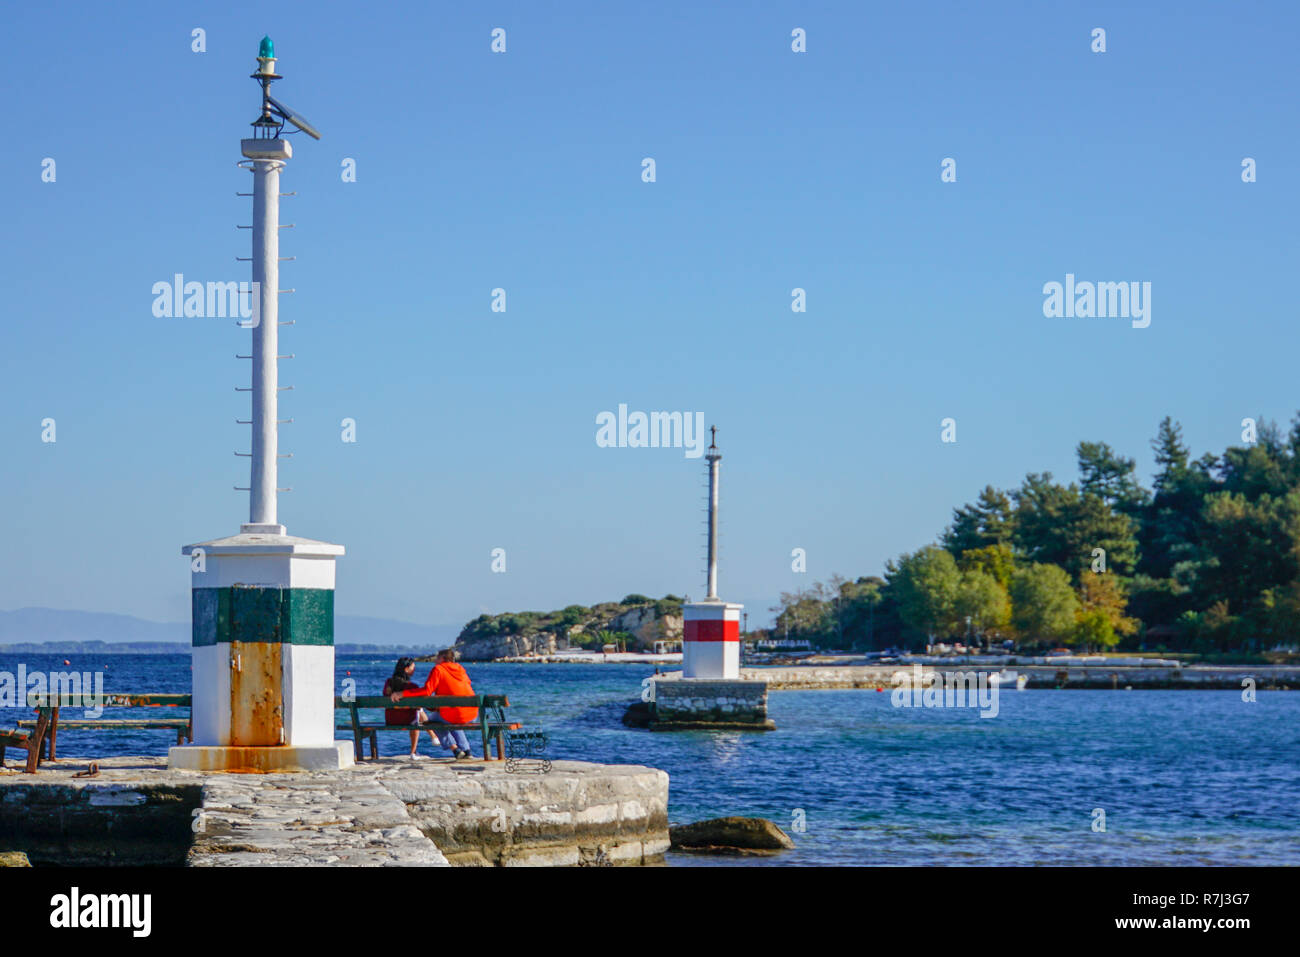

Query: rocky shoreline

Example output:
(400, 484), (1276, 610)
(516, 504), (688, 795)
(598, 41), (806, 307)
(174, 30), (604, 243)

(444, 600), (684, 662)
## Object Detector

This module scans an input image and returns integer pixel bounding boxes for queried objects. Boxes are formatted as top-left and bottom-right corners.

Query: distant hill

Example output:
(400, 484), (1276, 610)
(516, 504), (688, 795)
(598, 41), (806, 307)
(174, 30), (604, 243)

(0, 640), (188, 655)
(0, 608), (184, 645)
(0, 607), (460, 652)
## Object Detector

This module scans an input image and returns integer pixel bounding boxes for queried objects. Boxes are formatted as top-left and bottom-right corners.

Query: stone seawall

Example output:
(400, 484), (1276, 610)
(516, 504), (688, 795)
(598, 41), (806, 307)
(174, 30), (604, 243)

(391, 762), (668, 865)
(735, 664), (1300, 691)
(0, 755), (669, 867)
(645, 677), (775, 730)
(0, 776), (201, 866)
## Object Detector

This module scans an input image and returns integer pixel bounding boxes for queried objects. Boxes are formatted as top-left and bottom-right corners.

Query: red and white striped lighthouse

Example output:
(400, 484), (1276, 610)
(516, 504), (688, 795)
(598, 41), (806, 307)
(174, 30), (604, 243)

(683, 427), (743, 679)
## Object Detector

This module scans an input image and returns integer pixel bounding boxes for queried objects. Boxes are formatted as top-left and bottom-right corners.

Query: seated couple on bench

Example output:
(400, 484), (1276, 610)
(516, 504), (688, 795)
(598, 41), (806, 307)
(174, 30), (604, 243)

(383, 650), (478, 759)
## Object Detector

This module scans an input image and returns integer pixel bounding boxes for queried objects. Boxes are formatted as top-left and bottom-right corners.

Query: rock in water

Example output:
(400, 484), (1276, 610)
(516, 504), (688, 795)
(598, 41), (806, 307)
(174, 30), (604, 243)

(669, 817), (795, 854)
(0, 851), (31, 867)
(622, 701), (654, 728)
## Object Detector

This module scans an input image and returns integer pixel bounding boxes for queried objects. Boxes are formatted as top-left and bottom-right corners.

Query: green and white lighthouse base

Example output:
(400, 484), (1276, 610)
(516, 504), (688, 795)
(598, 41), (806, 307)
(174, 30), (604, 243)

(171, 527), (352, 772)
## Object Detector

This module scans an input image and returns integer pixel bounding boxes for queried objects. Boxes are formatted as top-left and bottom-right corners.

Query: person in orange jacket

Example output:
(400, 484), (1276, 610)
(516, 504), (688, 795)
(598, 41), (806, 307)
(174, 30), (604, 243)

(391, 648), (477, 759)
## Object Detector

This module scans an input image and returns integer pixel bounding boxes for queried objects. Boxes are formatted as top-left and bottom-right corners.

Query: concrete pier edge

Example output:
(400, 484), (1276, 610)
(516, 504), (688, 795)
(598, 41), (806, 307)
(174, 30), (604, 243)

(0, 756), (669, 867)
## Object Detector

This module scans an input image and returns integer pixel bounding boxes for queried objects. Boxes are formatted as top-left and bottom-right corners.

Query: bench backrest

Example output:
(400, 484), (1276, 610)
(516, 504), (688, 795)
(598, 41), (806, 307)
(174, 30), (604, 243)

(27, 693), (192, 709)
(334, 695), (508, 710)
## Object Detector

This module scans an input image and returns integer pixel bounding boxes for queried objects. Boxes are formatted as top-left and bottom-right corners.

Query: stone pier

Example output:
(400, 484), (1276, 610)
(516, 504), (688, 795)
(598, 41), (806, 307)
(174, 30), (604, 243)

(630, 676), (776, 731)
(0, 756), (669, 867)
(731, 664), (1300, 691)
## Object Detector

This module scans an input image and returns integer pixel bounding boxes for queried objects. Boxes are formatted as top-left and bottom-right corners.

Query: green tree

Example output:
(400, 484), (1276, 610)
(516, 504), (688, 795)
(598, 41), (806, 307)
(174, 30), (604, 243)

(941, 486), (1016, 556)
(886, 546), (962, 640)
(1073, 609), (1120, 651)
(1218, 419), (1289, 500)
(829, 575), (885, 649)
(954, 569), (1011, 644)
(1249, 580), (1300, 652)
(1008, 563), (1080, 646)
(1140, 417), (1217, 582)
(1191, 490), (1300, 614)
(1012, 472), (1138, 580)
(1077, 440), (1150, 514)
(771, 584), (835, 645)
(544, 605), (589, 634)
(1152, 416), (1191, 494)
(1075, 572), (1137, 649)
(957, 542), (1016, 588)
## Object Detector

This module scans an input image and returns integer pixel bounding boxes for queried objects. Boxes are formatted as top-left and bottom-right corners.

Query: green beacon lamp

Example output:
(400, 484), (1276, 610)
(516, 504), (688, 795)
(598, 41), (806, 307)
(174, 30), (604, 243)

(256, 35), (278, 77)
(249, 36), (322, 141)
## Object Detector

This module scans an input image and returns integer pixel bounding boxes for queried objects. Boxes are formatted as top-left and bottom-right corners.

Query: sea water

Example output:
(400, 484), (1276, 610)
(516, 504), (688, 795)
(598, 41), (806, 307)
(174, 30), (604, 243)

(4, 654), (1297, 866)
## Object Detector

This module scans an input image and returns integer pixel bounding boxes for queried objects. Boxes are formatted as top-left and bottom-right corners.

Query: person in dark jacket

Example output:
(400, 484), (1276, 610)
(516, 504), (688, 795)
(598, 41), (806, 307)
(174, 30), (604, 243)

(381, 657), (443, 759)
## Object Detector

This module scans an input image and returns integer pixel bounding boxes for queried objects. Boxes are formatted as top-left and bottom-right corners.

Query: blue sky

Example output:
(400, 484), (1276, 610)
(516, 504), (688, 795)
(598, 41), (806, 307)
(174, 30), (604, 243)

(1, 1), (1296, 631)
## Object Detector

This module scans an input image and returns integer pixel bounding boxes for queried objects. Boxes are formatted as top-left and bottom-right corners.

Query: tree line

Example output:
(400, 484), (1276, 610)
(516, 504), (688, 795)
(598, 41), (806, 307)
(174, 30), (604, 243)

(769, 416), (1300, 655)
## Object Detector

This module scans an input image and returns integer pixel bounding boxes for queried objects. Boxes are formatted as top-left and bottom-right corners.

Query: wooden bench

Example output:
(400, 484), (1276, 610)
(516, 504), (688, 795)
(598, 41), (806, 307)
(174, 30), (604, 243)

(0, 728), (45, 774)
(335, 695), (518, 761)
(15, 694), (192, 773)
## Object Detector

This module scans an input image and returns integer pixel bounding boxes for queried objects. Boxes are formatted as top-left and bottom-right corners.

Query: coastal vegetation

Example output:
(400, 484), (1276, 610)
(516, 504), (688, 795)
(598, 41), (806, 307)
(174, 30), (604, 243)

(770, 417), (1300, 657)
(457, 595), (684, 652)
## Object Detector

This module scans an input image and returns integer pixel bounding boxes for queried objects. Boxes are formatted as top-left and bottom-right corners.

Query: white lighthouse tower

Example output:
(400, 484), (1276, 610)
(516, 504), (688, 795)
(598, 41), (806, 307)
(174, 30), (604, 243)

(170, 38), (351, 772)
(682, 427), (743, 679)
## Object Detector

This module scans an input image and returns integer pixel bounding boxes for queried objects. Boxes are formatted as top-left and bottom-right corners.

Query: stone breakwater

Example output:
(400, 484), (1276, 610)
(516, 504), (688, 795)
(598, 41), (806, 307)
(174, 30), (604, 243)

(736, 664), (1300, 691)
(645, 678), (775, 730)
(0, 756), (669, 867)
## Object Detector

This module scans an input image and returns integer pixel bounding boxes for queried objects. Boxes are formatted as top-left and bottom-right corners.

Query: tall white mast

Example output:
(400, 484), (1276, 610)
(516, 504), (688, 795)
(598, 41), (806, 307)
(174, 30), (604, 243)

(247, 139), (283, 529)
(239, 35), (321, 532)
(240, 36), (286, 532)
(705, 425), (721, 600)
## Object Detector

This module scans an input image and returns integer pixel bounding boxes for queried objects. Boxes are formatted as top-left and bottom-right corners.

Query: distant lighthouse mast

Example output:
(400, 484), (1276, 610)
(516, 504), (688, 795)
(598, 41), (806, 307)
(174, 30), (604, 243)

(682, 426), (743, 679)
(705, 426), (721, 599)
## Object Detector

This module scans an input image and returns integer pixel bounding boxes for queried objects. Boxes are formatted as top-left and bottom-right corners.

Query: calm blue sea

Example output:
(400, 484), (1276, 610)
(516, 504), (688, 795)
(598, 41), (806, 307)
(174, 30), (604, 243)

(4, 653), (1298, 866)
